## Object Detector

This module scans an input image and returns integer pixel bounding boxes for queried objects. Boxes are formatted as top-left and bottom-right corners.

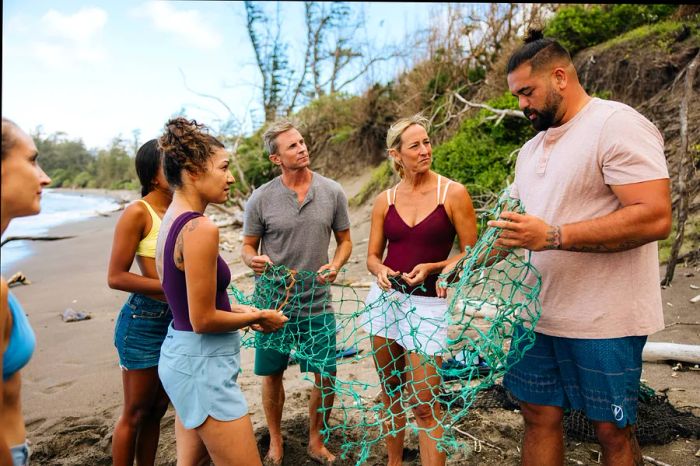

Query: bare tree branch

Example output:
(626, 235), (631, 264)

(662, 50), (699, 285)
(178, 68), (236, 117)
(287, 2), (315, 113)
(335, 52), (401, 92)
(453, 92), (526, 120)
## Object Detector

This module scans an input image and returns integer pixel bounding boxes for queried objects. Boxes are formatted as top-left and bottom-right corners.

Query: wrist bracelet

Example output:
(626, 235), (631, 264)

(544, 224), (562, 250)
(550, 225), (562, 250)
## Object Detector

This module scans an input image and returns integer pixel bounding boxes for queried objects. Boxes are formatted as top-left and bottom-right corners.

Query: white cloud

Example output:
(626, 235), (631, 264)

(133, 2), (222, 49)
(30, 40), (105, 68)
(6, 15), (29, 34)
(28, 7), (108, 67)
(41, 7), (108, 42)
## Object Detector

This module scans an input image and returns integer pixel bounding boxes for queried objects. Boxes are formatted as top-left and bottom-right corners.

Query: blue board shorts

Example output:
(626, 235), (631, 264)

(503, 325), (647, 428)
(159, 324), (248, 429)
(114, 293), (172, 370)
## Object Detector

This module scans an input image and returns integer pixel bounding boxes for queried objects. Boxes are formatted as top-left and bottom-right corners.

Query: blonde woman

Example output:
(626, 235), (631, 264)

(363, 115), (477, 466)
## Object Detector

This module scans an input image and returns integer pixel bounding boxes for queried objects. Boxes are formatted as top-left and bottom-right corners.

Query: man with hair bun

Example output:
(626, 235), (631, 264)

(241, 119), (352, 465)
(489, 30), (672, 465)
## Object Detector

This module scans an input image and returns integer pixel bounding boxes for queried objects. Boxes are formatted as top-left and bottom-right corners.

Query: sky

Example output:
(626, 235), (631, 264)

(2, 1), (436, 150)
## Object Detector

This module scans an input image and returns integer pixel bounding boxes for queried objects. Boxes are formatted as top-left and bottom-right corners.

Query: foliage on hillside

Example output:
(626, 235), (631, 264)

(432, 93), (532, 202)
(230, 129), (275, 194)
(35, 133), (138, 190)
(543, 4), (677, 56)
(233, 3), (699, 261)
(232, 4), (548, 195)
(235, 5), (693, 201)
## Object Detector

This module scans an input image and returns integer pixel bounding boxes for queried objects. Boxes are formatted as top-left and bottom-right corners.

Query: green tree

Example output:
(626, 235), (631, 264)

(545, 4), (677, 55)
(93, 138), (136, 189)
(432, 93), (533, 205)
(33, 131), (94, 182)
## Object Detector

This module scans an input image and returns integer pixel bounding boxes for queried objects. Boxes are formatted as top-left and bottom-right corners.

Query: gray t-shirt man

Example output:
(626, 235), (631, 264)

(243, 172), (350, 315)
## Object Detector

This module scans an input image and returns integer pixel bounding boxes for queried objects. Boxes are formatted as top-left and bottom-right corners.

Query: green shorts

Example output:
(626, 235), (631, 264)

(254, 312), (337, 376)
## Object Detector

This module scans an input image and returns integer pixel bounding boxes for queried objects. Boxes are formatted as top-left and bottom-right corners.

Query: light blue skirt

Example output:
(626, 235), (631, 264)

(158, 324), (248, 429)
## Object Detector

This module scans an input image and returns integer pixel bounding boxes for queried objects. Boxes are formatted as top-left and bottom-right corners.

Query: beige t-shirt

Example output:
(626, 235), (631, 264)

(510, 98), (668, 338)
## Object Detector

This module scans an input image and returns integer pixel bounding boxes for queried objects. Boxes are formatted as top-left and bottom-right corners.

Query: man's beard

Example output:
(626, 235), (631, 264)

(524, 90), (562, 131)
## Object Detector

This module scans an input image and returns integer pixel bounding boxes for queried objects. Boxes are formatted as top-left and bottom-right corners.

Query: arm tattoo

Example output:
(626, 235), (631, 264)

(566, 239), (645, 253)
(544, 225), (562, 250)
(185, 218), (199, 232)
(175, 219), (199, 267)
(175, 233), (184, 267)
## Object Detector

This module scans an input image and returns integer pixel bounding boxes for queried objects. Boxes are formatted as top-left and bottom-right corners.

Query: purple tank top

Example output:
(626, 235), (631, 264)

(383, 182), (456, 297)
(162, 211), (231, 331)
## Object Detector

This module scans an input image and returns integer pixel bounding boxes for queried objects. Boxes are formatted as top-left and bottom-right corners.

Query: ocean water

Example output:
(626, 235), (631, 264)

(1, 190), (121, 273)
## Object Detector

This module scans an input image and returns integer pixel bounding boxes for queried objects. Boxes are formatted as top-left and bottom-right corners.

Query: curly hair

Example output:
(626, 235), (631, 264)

(157, 117), (225, 188)
(1, 117), (19, 160)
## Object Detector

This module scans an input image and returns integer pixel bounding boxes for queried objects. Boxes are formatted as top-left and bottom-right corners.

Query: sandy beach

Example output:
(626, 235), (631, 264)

(5, 185), (699, 465)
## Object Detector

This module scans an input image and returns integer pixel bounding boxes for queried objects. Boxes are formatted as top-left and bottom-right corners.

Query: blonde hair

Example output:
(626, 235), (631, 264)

(385, 114), (430, 178)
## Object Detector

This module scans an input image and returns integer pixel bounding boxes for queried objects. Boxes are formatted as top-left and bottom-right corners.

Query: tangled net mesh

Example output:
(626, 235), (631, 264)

(230, 191), (543, 464)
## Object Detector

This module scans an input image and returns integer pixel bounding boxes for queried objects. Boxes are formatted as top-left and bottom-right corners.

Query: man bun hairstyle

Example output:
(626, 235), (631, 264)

(158, 117), (224, 188)
(525, 29), (545, 43)
(507, 28), (572, 74)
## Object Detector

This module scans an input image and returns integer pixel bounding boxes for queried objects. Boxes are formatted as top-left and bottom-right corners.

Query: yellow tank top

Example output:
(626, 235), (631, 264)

(135, 200), (161, 259)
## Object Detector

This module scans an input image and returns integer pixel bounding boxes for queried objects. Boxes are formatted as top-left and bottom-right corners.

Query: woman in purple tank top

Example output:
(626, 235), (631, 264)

(363, 114), (477, 465)
(155, 118), (287, 466)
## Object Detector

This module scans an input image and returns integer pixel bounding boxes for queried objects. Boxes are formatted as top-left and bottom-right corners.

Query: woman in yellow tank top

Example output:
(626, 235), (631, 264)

(108, 139), (172, 466)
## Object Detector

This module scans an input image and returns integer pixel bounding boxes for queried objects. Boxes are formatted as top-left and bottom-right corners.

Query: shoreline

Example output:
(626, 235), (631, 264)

(1, 189), (140, 274)
(49, 187), (140, 203)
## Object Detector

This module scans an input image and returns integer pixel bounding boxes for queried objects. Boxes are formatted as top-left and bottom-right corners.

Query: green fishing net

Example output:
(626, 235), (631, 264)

(229, 190), (542, 464)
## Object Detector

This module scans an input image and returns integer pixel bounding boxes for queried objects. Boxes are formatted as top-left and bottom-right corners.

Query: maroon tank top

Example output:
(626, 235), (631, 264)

(162, 211), (232, 331)
(383, 177), (457, 297)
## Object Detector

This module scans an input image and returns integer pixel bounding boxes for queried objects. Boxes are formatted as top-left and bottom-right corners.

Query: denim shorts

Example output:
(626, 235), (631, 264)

(254, 312), (337, 376)
(503, 326), (647, 428)
(11, 442), (30, 466)
(159, 324), (248, 429)
(114, 293), (172, 370)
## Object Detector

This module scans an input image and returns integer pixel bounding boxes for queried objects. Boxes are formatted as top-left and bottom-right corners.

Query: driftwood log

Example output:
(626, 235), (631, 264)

(642, 342), (700, 364)
(0, 235), (76, 247)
